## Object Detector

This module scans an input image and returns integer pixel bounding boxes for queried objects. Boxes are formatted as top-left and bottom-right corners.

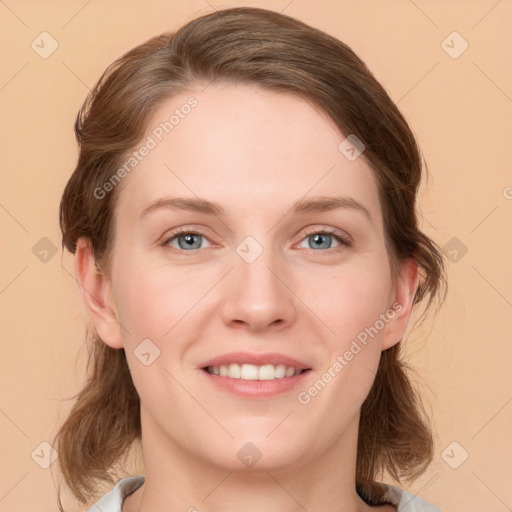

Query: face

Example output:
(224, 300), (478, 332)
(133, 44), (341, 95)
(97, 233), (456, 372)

(95, 82), (414, 472)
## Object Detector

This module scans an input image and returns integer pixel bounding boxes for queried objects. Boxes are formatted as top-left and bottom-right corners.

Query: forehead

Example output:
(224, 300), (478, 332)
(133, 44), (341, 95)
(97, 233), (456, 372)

(114, 82), (382, 228)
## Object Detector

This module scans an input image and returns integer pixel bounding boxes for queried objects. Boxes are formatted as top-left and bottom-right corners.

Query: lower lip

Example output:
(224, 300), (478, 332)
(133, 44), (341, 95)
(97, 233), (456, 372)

(201, 369), (312, 398)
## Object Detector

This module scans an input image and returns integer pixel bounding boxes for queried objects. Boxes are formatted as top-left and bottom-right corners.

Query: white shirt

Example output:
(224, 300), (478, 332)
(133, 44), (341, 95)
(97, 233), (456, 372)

(86, 475), (442, 511)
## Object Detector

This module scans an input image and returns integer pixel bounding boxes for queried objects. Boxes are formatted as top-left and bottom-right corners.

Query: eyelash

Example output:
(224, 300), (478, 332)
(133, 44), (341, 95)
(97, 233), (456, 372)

(301, 227), (352, 251)
(162, 226), (352, 254)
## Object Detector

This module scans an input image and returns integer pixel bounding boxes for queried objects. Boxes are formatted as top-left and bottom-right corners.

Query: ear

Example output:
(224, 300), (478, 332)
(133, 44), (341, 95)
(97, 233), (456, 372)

(381, 258), (420, 351)
(74, 238), (124, 349)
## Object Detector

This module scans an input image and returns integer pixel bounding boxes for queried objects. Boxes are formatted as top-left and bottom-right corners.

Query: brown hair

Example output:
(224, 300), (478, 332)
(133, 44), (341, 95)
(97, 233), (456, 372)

(55, 6), (445, 508)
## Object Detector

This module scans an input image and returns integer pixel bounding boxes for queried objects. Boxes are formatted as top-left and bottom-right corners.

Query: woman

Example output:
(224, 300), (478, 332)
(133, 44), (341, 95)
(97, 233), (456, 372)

(55, 7), (445, 511)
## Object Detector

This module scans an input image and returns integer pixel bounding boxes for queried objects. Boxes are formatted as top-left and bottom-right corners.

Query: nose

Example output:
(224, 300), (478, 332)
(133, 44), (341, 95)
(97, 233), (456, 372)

(221, 249), (297, 332)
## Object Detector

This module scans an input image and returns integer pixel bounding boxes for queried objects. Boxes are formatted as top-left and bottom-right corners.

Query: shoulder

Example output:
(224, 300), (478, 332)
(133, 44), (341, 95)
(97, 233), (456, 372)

(86, 475), (145, 512)
(381, 483), (442, 512)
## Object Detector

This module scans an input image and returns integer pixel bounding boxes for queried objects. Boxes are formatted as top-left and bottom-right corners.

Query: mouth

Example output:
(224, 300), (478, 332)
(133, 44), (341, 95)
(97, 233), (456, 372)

(203, 363), (310, 380)
(200, 361), (312, 399)
(198, 352), (313, 398)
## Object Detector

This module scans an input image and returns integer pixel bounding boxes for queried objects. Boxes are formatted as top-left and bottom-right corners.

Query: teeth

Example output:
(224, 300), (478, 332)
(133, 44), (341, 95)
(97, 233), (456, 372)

(206, 363), (304, 380)
(227, 363), (240, 378)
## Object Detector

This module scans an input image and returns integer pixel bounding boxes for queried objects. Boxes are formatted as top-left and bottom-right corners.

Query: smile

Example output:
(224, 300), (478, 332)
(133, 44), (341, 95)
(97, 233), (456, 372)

(205, 363), (306, 380)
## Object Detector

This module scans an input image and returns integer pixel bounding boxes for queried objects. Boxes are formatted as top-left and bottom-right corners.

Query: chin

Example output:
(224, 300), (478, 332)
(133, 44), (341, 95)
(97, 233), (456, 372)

(202, 431), (312, 473)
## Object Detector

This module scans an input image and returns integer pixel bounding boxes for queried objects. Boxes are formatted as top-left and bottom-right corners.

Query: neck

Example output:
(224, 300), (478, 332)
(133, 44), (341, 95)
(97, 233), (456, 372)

(123, 411), (378, 512)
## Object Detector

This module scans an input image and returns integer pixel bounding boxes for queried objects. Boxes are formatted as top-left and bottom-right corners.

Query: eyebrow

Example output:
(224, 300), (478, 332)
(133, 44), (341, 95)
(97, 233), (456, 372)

(139, 194), (372, 222)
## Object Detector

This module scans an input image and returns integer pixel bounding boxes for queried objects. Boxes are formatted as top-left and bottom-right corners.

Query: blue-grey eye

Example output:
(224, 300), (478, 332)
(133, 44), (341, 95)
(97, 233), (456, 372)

(168, 233), (212, 250)
(299, 232), (342, 250)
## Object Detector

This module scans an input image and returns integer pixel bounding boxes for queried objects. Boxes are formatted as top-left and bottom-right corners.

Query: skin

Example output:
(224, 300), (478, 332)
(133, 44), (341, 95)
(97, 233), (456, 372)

(75, 82), (419, 512)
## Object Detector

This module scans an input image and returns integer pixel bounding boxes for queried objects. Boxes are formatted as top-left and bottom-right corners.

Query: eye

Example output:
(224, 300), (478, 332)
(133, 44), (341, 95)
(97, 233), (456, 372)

(164, 230), (213, 251)
(298, 228), (352, 251)
(162, 227), (351, 253)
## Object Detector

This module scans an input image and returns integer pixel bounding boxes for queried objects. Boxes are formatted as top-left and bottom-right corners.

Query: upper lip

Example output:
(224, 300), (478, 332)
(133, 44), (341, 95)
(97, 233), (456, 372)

(199, 352), (311, 371)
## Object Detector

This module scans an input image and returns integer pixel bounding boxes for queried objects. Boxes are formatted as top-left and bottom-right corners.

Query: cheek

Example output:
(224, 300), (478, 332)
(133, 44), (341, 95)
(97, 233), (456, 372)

(114, 278), (168, 342)
(112, 262), (202, 412)
(301, 260), (392, 416)
(302, 258), (393, 346)
(112, 256), (211, 343)
(299, 269), (389, 418)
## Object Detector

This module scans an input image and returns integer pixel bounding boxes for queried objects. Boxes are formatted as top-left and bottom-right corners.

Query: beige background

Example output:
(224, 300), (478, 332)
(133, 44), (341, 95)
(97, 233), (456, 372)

(1, 1), (511, 510)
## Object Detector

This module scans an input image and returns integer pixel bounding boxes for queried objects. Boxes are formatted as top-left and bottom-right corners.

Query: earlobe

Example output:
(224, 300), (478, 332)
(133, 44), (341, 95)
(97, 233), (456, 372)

(381, 258), (420, 351)
(74, 238), (124, 349)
